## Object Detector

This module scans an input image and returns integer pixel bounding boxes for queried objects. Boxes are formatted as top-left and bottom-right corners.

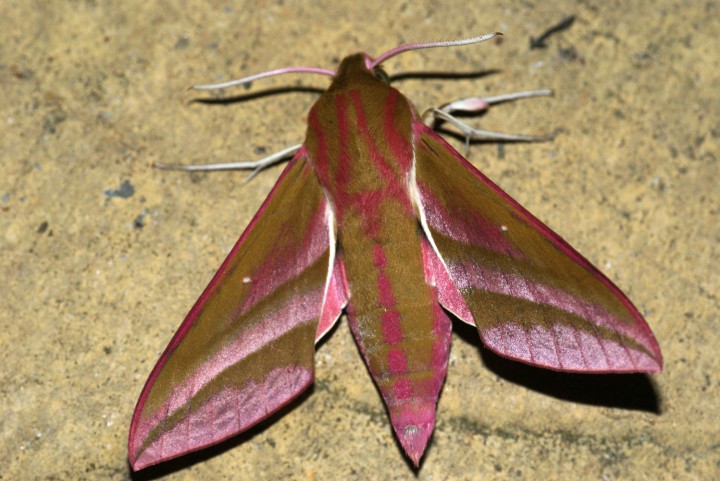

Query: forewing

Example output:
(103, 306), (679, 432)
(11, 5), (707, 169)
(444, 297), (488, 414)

(129, 149), (343, 470)
(413, 124), (661, 373)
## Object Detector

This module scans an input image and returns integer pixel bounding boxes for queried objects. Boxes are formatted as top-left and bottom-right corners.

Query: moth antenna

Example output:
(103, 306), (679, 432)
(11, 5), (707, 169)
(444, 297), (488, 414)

(153, 144), (301, 174)
(369, 32), (501, 69)
(192, 66), (335, 91)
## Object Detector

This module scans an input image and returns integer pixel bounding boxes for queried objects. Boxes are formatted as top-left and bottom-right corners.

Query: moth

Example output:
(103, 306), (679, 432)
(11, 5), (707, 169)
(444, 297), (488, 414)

(129, 33), (662, 470)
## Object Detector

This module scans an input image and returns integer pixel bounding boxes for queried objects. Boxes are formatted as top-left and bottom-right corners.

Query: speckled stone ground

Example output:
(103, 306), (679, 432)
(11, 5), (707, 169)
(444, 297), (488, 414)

(1, 1), (717, 480)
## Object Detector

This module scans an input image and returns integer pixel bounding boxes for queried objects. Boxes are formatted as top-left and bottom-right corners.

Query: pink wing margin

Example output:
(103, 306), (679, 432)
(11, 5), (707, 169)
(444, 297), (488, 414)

(128, 149), (347, 470)
(413, 122), (662, 373)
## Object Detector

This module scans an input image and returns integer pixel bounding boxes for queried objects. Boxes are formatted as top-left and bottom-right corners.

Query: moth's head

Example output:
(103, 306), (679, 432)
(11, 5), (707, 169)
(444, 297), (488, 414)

(333, 53), (391, 85)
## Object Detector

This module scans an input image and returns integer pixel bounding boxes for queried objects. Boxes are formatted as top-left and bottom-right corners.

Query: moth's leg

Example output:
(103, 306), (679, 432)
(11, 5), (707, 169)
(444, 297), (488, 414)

(423, 89), (555, 146)
(153, 144), (302, 181)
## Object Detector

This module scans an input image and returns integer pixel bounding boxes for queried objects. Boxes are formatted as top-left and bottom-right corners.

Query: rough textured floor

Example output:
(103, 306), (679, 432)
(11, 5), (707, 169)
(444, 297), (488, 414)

(1, 1), (717, 480)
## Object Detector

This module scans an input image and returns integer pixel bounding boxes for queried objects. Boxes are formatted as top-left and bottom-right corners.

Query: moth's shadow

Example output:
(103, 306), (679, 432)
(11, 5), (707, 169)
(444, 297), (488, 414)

(189, 85), (325, 106)
(451, 318), (662, 413)
(389, 68), (501, 83)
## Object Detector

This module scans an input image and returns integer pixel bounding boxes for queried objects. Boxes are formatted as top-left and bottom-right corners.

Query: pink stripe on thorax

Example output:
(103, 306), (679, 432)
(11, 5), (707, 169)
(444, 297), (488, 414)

(335, 93), (351, 189)
(383, 89), (413, 171)
(354, 190), (385, 237)
(349, 90), (412, 210)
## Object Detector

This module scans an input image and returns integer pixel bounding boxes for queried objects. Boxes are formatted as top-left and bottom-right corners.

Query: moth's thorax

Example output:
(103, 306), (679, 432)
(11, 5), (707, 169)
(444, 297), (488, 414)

(304, 54), (416, 217)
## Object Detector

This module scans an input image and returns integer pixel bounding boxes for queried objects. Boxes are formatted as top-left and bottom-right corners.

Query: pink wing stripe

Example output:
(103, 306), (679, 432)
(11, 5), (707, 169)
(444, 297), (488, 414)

(315, 255), (349, 341)
(482, 323), (660, 372)
(134, 153), (326, 404)
(138, 289), (325, 439)
(453, 262), (652, 349)
(132, 366), (312, 470)
(420, 237), (474, 323)
(237, 193), (331, 315)
(419, 185), (525, 259)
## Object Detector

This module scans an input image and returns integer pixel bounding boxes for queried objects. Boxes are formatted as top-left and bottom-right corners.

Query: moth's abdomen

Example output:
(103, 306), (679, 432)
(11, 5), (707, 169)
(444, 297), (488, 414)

(341, 215), (452, 465)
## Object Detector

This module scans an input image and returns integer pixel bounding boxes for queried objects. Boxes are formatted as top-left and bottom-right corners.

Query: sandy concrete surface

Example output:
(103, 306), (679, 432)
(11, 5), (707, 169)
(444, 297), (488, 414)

(1, 1), (717, 480)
